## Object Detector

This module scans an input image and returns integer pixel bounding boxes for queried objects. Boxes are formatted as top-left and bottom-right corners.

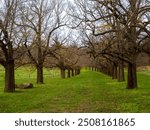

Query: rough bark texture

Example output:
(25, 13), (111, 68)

(37, 65), (44, 84)
(127, 62), (137, 89)
(4, 60), (15, 92)
(126, 1), (138, 89)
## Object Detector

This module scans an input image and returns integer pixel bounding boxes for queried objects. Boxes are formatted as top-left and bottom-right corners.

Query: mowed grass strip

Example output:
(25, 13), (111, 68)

(0, 67), (150, 113)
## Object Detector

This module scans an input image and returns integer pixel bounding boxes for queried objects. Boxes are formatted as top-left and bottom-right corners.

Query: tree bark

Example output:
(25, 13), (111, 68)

(112, 63), (117, 79)
(71, 68), (74, 77)
(78, 68), (81, 74)
(37, 65), (44, 84)
(75, 68), (80, 75)
(67, 69), (71, 78)
(126, 1), (138, 89)
(4, 60), (15, 92)
(61, 68), (65, 79)
(75, 68), (77, 75)
(127, 62), (137, 89)
(118, 61), (125, 82)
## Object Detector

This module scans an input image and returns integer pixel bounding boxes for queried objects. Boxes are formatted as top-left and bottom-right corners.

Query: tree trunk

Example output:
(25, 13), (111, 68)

(4, 60), (15, 92)
(61, 68), (65, 79)
(78, 68), (81, 74)
(67, 69), (71, 78)
(75, 68), (80, 75)
(37, 65), (44, 84)
(92, 67), (94, 71)
(126, 1), (137, 89)
(149, 55), (150, 65)
(127, 62), (137, 89)
(71, 69), (74, 77)
(118, 61), (125, 82)
(112, 63), (117, 79)
(75, 68), (77, 75)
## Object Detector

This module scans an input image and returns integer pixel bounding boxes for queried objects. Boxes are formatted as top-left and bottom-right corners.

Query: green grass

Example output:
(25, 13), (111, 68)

(0, 66), (150, 113)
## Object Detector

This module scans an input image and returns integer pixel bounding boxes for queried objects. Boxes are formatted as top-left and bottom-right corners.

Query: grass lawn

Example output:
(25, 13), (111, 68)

(0, 66), (150, 113)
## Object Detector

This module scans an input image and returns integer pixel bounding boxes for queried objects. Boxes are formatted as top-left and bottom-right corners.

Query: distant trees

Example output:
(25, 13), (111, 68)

(93, 0), (150, 89)
(0, 0), (150, 93)
(46, 34), (80, 79)
(70, 0), (150, 89)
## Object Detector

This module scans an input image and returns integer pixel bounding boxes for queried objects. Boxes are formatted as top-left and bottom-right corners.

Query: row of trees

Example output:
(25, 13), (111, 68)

(0, 0), (150, 92)
(0, 0), (81, 92)
(70, 0), (150, 89)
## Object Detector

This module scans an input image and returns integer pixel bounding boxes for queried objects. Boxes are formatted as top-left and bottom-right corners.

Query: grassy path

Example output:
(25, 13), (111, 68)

(0, 69), (150, 112)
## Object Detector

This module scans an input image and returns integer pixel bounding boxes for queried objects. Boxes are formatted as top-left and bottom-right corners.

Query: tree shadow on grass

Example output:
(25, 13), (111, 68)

(14, 87), (36, 93)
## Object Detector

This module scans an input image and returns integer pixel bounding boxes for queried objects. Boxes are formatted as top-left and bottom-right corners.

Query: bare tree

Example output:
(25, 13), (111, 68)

(46, 32), (80, 79)
(71, 0), (150, 89)
(0, 0), (25, 92)
(18, 0), (66, 83)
